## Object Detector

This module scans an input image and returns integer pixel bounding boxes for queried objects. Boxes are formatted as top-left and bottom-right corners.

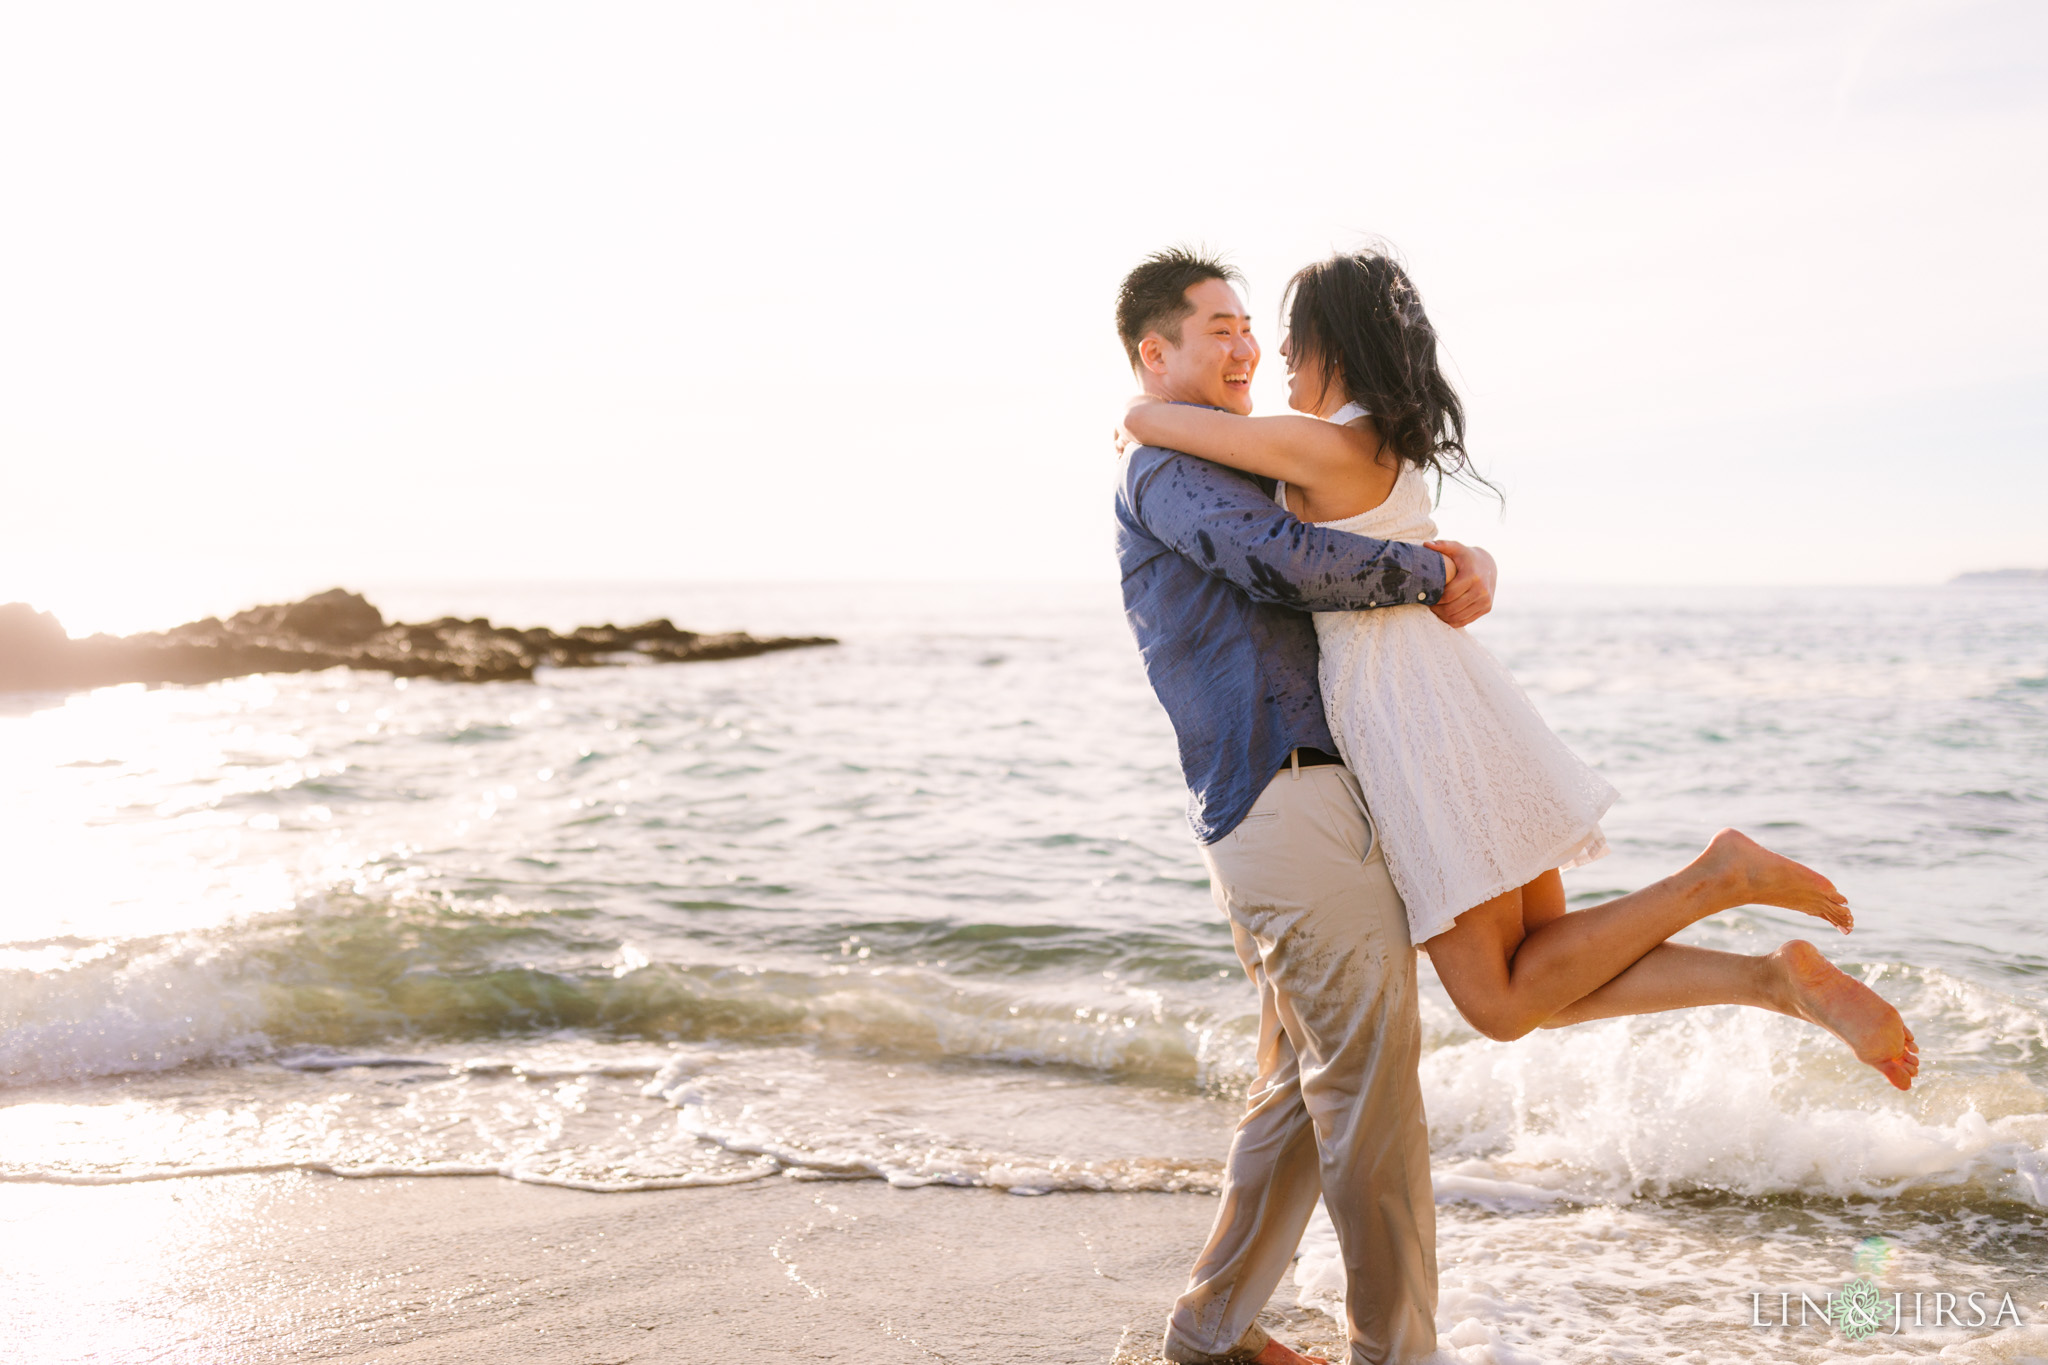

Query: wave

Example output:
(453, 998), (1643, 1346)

(1420, 972), (2048, 1208)
(13, 902), (2048, 1211)
(0, 895), (1253, 1089)
(0, 1034), (1234, 1196)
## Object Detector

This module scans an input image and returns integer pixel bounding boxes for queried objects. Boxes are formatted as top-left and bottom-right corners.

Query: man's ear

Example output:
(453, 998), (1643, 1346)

(1137, 334), (1172, 376)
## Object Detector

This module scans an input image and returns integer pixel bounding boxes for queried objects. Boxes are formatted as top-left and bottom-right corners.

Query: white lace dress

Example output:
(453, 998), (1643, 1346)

(1284, 443), (1618, 944)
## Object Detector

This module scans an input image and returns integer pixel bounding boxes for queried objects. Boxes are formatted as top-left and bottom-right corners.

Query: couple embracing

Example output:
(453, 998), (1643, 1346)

(1110, 247), (1919, 1365)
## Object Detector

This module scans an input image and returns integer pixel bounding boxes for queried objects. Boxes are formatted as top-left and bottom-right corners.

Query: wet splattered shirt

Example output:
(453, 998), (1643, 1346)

(1115, 444), (1447, 843)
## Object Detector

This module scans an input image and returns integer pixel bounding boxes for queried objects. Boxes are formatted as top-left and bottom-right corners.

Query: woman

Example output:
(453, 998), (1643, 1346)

(1121, 248), (1918, 1089)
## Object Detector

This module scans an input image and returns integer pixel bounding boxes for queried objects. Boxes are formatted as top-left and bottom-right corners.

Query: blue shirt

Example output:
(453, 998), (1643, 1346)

(1115, 444), (1448, 843)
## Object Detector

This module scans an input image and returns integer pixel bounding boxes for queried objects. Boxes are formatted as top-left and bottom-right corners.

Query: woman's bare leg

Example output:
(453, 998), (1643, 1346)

(1541, 939), (1920, 1090)
(1422, 828), (1850, 1044)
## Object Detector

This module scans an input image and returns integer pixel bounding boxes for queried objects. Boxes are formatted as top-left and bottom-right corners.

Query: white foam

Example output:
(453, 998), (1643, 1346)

(645, 1046), (1229, 1194)
(1419, 995), (2048, 1206)
(1298, 1195), (2048, 1365)
(0, 937), (267, 1084)
(1933, 1325), (2048, 1363)
(16, 966), (2048, 1213)
(0, 1158), (776, 1193)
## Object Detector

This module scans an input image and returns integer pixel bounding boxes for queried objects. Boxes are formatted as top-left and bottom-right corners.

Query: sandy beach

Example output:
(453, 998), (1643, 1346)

(0, 1173), (1347, 1365)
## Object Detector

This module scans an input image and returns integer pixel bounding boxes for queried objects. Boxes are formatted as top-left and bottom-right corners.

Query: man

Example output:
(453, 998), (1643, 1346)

(1113, 247), (1496, 1365)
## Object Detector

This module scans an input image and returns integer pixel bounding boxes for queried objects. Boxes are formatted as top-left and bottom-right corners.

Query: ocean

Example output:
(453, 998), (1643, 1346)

(4, 580), (2046, 1363)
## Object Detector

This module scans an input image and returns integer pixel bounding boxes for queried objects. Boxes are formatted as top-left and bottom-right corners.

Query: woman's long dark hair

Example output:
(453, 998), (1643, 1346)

(1284, 248), (1498, 501)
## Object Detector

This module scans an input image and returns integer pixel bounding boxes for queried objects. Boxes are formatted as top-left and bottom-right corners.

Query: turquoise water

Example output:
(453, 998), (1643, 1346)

(3, 581), (2046, 1361)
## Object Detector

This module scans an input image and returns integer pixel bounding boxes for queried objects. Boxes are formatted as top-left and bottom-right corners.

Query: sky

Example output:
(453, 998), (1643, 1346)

(2, 0), (2044, 634)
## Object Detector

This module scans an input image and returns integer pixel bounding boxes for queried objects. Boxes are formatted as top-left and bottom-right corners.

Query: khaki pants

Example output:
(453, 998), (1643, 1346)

(1164, 764), (1438, 1365)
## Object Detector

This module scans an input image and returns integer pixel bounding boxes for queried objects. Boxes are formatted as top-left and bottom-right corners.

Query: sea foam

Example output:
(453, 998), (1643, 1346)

(1421, 984), (2048, 1207)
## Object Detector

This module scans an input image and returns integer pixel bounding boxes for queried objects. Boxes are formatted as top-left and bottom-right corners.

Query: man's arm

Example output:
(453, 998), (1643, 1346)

(1127, 445), (1450, 612)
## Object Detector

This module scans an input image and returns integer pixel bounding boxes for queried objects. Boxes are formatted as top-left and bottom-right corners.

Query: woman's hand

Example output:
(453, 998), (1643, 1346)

(1425, 540), (1496, 627)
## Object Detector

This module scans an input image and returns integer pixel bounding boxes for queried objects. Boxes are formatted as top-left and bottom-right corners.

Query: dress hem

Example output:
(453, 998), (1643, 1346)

(1404, 814), (1614, 946)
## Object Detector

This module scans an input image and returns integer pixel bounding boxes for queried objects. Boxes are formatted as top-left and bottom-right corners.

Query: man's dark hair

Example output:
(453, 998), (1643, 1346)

(1115, 247), (1242, 368)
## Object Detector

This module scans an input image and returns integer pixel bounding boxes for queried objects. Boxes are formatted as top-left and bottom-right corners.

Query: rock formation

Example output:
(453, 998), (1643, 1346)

(0, 589), (835, 691)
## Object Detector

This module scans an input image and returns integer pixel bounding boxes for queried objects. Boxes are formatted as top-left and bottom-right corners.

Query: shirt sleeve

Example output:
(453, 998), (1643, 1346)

(1125, 446), (1447, 611)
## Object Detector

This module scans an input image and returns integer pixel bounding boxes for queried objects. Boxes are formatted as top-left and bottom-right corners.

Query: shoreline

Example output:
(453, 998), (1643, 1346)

(0, 1170), (1344, 1365)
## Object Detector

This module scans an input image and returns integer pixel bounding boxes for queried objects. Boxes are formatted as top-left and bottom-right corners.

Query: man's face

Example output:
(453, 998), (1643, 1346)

(1141, 278), (1258, 414)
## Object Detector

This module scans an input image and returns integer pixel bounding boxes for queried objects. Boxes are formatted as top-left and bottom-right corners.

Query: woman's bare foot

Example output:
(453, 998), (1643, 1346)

(1253, 1340), (1328, 1365)
(1774, 939), (1920, 1090)
(1700, 829), (1853, 932)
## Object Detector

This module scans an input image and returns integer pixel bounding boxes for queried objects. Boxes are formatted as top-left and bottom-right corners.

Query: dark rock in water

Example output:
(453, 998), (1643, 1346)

(1, 602), (69, 655)
(264, 588), (388, 645)
(0, 589), (836, 692)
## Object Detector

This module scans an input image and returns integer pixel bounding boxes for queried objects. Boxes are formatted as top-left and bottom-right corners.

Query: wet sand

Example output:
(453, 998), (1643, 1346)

(0, 1174), (1347, 1364)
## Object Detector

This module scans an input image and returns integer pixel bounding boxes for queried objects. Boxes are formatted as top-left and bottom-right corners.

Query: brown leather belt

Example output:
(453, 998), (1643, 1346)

(1288, 747), (1342, 769)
